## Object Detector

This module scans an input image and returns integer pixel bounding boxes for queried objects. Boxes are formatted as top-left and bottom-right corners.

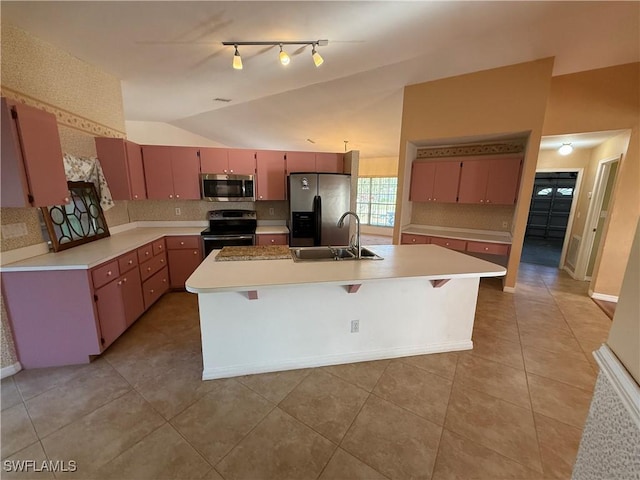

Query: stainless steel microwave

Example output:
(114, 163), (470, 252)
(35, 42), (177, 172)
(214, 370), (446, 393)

(200, 174), (255, 202)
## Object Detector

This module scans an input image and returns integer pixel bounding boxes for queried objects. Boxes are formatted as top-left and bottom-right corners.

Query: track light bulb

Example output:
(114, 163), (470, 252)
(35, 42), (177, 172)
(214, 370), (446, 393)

(233, 45), (243, 70)
(279, 45), (290, 66)
(312, 44), (323, 67)
(558, 143), (573, 155)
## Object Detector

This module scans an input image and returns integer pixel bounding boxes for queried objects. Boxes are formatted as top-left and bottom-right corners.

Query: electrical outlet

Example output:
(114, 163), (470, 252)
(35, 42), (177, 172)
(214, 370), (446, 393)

(175, 208), (181, 216)
(502, 221), (508, 228)
(350, 319), (360, 333)
(1, 223), (28, 239)
(269, 207), (275, 216)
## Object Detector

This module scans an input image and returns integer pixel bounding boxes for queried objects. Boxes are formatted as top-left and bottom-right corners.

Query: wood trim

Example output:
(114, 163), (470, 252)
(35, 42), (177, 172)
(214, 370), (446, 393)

(430, 279), (450, 288)
(247, 290), (259, 300)
(346, 284), (362, 294)
(1, 87), (126, 138)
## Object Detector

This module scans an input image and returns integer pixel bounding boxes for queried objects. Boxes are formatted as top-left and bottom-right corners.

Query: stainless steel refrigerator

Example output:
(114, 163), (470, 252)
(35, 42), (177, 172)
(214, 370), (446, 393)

(288, 173), (351, 247)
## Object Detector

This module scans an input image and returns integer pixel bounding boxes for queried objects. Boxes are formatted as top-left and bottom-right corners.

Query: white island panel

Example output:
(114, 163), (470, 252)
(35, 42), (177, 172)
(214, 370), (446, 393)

(199, 275), (479, 380)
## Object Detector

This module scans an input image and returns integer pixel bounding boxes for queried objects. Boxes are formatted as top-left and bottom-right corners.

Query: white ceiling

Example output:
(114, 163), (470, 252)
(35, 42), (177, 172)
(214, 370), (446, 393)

(2, 1), (638, 158)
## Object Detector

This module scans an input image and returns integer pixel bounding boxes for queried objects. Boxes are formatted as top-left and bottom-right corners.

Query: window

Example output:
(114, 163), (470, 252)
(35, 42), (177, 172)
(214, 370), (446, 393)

(356, 177), (397, 226)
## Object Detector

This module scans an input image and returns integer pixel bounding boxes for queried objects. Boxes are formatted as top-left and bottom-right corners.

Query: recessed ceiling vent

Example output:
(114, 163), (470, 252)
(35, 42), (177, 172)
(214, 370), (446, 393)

(214, 98), (232, 103)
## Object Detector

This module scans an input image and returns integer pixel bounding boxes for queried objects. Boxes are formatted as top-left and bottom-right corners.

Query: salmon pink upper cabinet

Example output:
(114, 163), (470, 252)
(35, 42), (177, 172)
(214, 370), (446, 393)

(200, 148), (229, 173)
(286, 152), (316, 174)
(485, 157), (523, 205)
(1, 98), (69, 207)
(171, 147), (201, 200)
(315, 153), (343, 173)
(256, 150), (286, 201)
(409, 161), (460, 203)
(409, 162), (436, 202)
(142, 146), (200, 200)
(95, 137), (147, 201)
(227, 149), (257, 175)
(459, 156), (522, 205)
(142, 146), (174, 199)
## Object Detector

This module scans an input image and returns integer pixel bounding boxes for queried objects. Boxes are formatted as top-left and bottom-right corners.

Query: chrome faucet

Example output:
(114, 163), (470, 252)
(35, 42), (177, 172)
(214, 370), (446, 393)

(337, 211), (361, 259)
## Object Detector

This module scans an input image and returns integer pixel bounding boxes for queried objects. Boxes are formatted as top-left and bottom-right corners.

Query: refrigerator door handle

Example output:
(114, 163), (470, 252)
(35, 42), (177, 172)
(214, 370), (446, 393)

(313, 195), (322, 245)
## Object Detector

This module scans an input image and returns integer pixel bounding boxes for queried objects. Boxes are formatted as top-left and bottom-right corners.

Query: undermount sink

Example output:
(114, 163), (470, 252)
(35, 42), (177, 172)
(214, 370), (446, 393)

(290, 246), (383, 262)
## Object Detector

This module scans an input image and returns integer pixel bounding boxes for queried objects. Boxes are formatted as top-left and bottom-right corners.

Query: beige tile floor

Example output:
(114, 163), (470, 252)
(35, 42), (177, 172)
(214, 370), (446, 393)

(1, 263), (612, 479)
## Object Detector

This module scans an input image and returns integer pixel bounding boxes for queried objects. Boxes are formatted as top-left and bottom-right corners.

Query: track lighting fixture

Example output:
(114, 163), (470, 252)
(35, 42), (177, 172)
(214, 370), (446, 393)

(222, 40), (328, 69)
(279, 44), (290, 66)
(232, 45), (242, 70)
(558, 143), (573, 155)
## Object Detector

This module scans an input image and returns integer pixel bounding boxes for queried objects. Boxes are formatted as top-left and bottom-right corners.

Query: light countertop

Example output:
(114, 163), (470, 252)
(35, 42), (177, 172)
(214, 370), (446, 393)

(255, 226), (289, 235)
(0, 227), (204, 272)
(186, 244), (506, 294)
(402, 225), (512, 244)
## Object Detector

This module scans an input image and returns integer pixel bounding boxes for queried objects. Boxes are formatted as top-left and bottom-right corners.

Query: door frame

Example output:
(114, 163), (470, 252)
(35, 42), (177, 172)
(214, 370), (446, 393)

(532, 168), (583, 268)
(574, 155), (621, 280)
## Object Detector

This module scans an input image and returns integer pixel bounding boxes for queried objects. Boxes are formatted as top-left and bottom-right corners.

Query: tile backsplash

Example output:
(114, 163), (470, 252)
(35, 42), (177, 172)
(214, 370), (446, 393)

(411, 202), (515, 232)
(127, 200), (289, 222)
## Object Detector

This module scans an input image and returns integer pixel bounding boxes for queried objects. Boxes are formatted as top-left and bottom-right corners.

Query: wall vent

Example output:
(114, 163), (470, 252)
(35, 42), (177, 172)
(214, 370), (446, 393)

(566, 234), (581, 270)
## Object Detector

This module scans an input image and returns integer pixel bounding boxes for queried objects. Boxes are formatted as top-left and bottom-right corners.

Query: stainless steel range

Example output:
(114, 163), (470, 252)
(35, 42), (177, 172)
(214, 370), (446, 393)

(201, 210), (257, 257)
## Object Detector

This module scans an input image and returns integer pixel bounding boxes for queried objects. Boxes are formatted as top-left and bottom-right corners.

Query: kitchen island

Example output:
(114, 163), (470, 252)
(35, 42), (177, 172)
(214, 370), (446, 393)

(186, 244), (506, 380)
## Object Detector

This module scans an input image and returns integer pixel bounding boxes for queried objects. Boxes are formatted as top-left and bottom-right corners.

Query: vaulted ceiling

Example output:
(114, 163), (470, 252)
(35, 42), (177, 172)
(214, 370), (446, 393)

(2, 1), (638, 157)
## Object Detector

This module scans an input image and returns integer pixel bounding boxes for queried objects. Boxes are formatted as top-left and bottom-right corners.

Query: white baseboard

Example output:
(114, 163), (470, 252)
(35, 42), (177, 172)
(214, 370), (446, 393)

(202, 341), (473, 380)
(594, 345), (640, 429)
(1, 362), (22, 379)
(589, 290), (619, 302)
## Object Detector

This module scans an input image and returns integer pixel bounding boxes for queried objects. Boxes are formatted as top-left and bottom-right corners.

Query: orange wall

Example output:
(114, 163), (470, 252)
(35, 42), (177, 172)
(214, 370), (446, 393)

(395, 58), (555, 289)
(543, 63), (639, 296)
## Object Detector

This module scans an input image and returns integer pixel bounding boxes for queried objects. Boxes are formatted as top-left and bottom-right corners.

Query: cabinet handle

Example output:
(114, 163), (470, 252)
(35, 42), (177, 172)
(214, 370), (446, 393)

(486, 199), (490, 203)
(163, 278), (167, 283)
(445, 242), (450, 246)
(123, 277), (128, 283)
(480, 199), (484, 203)
(150, 289), (154, 293)
(134, 194), (138, 199)
(271, 239), (275, 243)
(147, 267), (152, 271)
(128, 260), (133, 265)
(169, 194), (173, 199)
(412, 238), (416, 243)
(146, 251), (150, 256)
(259, 196), (263, 199)
(64, 197), (70, 203)
(160, 259), (165, 263)
(158, 245), (163, 250)
(193, 250), (198, 255)
(176, 194), (180, 199)
(107, 270), (112, 276)
(180, 241), (185, 245)
(428, 198), (432, 201)
(433, 198), (436, 201)
(484, 247), (489, 251)
(230, 169), (234, 173)
(117, 280), (122, 286)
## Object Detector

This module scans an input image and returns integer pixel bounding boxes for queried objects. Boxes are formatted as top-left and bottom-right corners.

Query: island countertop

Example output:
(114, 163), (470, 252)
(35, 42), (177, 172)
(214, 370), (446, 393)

(186, 244), (506, 294)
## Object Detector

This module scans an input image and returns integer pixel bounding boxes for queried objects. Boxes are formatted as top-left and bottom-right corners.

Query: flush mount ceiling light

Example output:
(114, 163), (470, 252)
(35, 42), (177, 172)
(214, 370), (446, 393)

(558, 143), (573, 155)
(222, 40), (328, 69)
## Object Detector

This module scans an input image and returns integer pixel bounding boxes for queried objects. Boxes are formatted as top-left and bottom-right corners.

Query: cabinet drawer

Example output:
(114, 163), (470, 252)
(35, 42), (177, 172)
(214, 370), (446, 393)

(118, 250), (138, 274)
(140, 252), (167, 282)
(466, 241), (510, 256)
(152, 238), (166, 256)
(137, 243), (154, 263)
(257, 234), (288, 246)
(166, 236), (201, 250)
(401, 234), (428, 245)
(91, 260), (120, 289)
(429, 236), (467, 251)
(142, 266), (169, 309)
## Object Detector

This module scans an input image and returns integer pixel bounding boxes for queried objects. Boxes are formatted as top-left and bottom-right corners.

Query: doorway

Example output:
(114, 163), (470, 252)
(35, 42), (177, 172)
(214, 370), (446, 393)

(577, 157), (620, 280)
(522, 171), (578, 267)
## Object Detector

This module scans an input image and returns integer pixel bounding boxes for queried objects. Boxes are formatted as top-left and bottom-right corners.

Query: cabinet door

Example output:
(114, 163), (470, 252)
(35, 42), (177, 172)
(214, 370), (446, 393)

(94, 279), (127, 350)
(409, 162), (435, 202)
(256, 150), (286, 201)
(125, 140), (147, 200)
(168, 249), (203, 288)
(200, 147), (229, 173)
(171, 147), (201, 200)
(286, 152), (316, 173)
(257, 234), (288, 246)
(485, 157), (522, 205)
(432, 161), (461, 203)
(11, 102), (69, 206)
(228, 149), (256, 175)
(120, 268), (144, 327)
(458, 160), (489, 204)
(315, 153), (343, 173)
(142, 146), (174, 199)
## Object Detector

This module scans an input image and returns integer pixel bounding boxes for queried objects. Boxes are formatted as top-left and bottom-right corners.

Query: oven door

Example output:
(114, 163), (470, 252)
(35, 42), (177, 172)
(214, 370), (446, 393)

(202, 234), (255, 257)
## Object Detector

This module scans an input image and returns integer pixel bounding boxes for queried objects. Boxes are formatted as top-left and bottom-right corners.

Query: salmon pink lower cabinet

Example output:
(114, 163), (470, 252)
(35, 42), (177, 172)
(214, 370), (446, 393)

(256, 234), (288, 246)
(167, 236), (203, 289)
